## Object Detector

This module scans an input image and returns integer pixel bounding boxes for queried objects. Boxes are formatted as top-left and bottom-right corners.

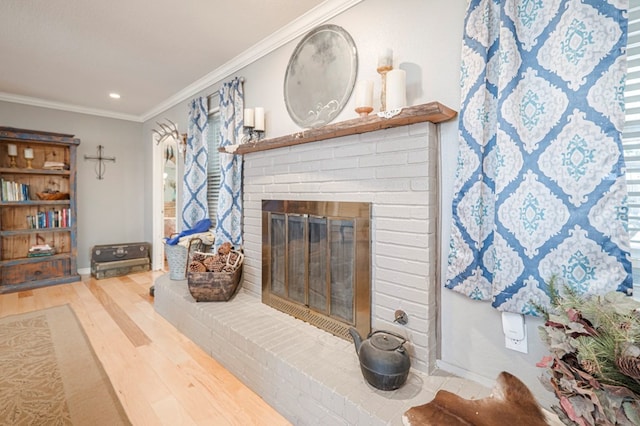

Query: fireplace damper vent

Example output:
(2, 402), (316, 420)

(262, 200), (371, 340)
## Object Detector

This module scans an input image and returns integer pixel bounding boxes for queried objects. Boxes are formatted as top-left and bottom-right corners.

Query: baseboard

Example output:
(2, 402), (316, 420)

(78, 267), (91, 275)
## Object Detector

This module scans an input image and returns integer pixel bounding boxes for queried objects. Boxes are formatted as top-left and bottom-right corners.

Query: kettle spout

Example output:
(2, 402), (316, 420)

(348, 327), (362, 355)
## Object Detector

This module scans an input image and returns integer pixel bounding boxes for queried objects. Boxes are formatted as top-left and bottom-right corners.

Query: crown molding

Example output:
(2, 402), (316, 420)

(0, 0), (362, 123)
(140, 0), (363, 122)
(0, 92), (142, 122)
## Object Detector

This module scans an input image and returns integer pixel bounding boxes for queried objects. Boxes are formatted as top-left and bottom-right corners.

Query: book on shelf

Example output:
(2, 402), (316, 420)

(26, 208), (71, 229)
(27, 244), (56, 257)
(43, 161), (67, 170)
(0, 178), (30, 202)
(27, 249), (56, 257)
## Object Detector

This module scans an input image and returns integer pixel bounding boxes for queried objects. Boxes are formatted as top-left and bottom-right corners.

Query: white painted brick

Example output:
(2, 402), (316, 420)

(244, 154), (275, 168)
(373, 191), (428, 205)
(287, 160), (318, 173)
(407, 149), (429, 164)
(376, 257), (429, 277)
(361, 125), (410, 142)
(376, 243), (429, 263)
(242, 215), (261, 228)
(337, 141), (377, 158)
(358, 152), (408, 168)
(376, 136), (426, 153)
(375, 269), (428, 289)
(242, 184), (266, 195)
(318, 156), (360, 171)
(376, 218), (430, 234)
(273, 173), (299, 183)
(375, 280), (429, 303)
(376, 163), (428, 179)
(375, 205), (431, 220)
(375, 230), (430, 248)
(406, 122), (431, 135)
(245, 174), (275, 185)
(288, 182), (324, 193)
(411, 177), (432, 191)
(297, 147), (335, 162)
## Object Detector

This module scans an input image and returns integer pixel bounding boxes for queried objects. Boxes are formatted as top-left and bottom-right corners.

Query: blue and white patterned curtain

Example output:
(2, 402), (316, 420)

(215, 78), (244, 248)
(446, 0), (632, 315)
(182, 97), (209, 230)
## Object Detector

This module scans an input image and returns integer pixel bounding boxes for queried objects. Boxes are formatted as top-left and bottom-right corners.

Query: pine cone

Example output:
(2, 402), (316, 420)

(580, 358), (600, 376)
(218, 242), (232, 255)
(188, 261), (206, 272)
(203, 256), (220, 271)
(191, 252), (206, 262)
(616, 356), (640, 380)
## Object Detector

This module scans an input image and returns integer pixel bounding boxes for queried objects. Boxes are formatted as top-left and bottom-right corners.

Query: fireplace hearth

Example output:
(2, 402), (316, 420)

(262, 200), (371, 340)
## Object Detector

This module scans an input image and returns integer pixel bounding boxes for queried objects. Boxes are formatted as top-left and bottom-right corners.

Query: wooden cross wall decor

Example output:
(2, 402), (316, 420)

(84, 145), (116, 180)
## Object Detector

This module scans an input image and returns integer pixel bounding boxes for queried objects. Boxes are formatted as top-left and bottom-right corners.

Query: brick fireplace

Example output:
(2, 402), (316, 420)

(155, 107), (450, 423)
(242, 120), (439, 373)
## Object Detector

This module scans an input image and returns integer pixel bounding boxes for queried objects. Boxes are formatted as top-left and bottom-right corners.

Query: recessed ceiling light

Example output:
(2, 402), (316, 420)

(109, 93), (121, 99)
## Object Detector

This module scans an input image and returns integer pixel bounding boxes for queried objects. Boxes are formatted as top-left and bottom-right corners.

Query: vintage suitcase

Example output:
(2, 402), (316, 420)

(91, 242), (151, 279)
(92, 257), (150, 279)
(91, 242), (151, 263)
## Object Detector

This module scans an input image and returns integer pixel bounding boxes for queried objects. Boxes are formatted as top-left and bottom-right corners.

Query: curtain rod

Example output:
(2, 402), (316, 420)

(207, 77), (245, 99)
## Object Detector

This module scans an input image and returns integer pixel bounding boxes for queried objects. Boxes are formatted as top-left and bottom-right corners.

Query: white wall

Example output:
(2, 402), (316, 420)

(145, 0), (555, 408)
(0, 101), (145, 270)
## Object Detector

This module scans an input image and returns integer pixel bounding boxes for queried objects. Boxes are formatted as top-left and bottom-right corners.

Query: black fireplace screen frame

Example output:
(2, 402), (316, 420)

(262, 200), (371, 340)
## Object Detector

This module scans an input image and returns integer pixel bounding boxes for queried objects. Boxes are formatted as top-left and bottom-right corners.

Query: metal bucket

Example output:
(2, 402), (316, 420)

(165, 243), (189, 280)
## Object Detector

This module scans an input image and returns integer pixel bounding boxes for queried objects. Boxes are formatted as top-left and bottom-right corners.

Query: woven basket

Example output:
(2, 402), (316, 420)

(187, 250), (243, 302)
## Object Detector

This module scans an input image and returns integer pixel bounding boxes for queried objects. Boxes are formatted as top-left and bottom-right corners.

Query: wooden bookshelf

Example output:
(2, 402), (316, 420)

(220, 101), (457, 155)
(0, 127), (80, 293)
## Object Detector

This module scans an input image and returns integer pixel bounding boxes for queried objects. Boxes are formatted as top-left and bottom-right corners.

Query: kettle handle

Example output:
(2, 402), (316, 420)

(368, 329), (407, 345)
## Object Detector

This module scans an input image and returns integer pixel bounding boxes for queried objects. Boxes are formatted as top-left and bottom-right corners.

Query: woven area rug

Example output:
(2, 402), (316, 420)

(0, 304), (131, 425)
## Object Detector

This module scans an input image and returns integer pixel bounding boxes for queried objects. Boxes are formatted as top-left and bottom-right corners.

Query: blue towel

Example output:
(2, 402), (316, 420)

(165, 218), (211, 245)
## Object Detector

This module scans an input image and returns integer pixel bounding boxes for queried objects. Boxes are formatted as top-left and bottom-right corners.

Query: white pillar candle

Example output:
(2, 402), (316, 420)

(254, 107), (265, 131)
(244, 108), (254, 127)
(24, 148), (34, 159)
(378, 48), (393, 68)
(7, 144), (17, 156)
(386, 69), (406, 110)
(354, 80), (374, 108)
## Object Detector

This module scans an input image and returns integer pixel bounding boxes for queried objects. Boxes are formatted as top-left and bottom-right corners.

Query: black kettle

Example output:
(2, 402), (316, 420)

(348, 327), (410, 391)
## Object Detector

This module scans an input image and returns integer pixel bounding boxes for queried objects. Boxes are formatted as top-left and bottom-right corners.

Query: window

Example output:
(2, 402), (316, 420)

(207, 112), (221, 227)
(624, 1), (640, 293)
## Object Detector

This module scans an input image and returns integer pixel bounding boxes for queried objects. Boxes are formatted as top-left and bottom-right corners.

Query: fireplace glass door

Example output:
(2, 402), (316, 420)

(263, 200), (370, 340)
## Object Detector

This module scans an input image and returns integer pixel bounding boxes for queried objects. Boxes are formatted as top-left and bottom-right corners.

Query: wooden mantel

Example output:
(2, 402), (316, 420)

(219, 101), (457, 155)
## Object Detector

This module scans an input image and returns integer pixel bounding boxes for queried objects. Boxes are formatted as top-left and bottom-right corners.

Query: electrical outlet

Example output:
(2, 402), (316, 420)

(502, 311), (528, 353)
(505, 328), (528, 353)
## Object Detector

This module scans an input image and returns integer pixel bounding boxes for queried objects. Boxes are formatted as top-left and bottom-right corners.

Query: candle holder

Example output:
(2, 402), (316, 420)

(242, 107), (265, 143)
(7, 143), (17, 168)
(242, 126), (264, 143)
(377, 64), (393, 112)
(24, 148), (34, 169)
(355, 106), (374, 117)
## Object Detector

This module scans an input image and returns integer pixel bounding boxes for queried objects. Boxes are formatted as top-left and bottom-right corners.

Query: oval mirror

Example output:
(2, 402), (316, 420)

(284, 24), (358, 129)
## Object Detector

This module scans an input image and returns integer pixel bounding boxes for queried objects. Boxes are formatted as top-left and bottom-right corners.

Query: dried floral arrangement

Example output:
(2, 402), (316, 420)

(535, 279), (640, 425)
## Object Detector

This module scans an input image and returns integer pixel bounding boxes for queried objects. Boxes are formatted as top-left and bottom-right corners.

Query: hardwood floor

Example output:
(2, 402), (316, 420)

(0, 271), (291, 426)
